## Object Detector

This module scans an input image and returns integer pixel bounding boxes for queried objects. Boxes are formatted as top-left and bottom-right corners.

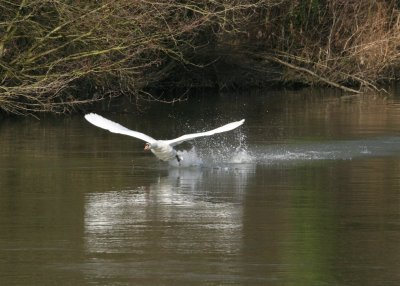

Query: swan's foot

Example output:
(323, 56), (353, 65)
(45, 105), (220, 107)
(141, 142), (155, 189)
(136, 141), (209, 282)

(176, 155), (182, 165)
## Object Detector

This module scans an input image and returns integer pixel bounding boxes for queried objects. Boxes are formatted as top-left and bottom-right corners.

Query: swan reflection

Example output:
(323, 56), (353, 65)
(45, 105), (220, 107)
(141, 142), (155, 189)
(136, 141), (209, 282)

(84, 164), (254, 256)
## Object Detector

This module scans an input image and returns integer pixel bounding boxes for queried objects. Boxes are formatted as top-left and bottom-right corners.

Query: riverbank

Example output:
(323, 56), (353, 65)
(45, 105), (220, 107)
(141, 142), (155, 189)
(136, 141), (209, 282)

(1, 1), (400, 114)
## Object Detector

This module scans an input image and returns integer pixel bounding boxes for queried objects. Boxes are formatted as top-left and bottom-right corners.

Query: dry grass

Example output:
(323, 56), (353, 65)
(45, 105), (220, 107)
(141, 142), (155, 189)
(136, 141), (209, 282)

(253, 1), (400, 91)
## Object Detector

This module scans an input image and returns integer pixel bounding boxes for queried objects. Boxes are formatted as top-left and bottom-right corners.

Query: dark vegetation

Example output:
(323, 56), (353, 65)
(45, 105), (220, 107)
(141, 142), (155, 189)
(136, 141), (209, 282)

(1, 0), (400, 114)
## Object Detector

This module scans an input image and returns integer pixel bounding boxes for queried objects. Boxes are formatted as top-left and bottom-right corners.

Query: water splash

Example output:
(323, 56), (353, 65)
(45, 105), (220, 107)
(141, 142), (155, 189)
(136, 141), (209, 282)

(168, 128), (254, 168)
(169, 147), (203, 167)
(229, 149), (255, 164)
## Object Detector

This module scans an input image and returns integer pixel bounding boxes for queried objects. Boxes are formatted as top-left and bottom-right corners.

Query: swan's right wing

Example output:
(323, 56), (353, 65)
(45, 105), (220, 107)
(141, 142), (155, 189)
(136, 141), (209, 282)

(85, 113), (156, 143)
(166, 119), (245, 146)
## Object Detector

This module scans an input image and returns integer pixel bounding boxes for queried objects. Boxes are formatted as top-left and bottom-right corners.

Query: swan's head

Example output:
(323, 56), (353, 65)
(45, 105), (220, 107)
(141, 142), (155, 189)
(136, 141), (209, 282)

(144, 142), (158, 151)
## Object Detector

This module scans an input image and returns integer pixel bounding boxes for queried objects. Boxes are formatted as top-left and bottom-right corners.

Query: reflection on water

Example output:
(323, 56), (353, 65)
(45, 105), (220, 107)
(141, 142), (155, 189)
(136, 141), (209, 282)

(1, 89), (400, 285)
(84, 168), (246, 252)
(83, 166), (253, 283)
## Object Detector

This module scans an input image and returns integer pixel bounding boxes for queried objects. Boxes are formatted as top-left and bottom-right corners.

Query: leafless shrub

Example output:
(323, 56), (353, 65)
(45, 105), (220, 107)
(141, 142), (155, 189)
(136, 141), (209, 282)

(247, 0), (400, 92)
(1, 0), (400, 114)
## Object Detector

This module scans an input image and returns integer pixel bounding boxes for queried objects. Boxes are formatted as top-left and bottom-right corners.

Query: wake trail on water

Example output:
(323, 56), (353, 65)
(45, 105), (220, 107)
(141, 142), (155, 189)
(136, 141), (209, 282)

(258, 137), (400, 164)
(169, 135), (400, 168)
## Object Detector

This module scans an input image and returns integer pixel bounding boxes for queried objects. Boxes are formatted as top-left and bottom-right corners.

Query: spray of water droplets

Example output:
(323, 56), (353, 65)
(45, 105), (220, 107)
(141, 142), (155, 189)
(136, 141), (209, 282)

(168, 128), (254, 168)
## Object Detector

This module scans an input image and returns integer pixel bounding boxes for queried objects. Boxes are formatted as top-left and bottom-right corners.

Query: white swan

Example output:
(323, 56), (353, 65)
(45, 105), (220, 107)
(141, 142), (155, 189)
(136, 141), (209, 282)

(85, 113), (245, 163)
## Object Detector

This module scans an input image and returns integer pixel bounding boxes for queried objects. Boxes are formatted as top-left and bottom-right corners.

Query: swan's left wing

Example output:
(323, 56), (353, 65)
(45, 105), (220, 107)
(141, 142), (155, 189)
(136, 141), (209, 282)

(165, 119), (245, 147)
(85, 113), (156, 143)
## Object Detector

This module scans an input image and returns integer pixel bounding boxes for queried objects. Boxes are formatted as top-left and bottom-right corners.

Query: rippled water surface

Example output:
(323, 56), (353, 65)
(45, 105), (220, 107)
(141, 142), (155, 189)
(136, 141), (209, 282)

(1, 89), (400, 285)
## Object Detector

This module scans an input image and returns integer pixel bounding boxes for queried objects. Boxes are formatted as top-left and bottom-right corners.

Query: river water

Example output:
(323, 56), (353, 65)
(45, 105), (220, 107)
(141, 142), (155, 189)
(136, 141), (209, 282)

(1, 88), (400, 285)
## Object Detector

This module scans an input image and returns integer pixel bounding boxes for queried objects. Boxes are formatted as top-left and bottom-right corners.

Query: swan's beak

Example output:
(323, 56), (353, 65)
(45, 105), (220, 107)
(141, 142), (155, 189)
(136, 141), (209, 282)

(144, 143), (150, 151)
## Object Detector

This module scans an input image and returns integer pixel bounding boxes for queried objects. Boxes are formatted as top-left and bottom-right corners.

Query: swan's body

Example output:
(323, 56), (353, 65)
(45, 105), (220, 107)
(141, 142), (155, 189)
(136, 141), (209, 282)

(146, 141), (178, 162)
(84, 113), (244, 163)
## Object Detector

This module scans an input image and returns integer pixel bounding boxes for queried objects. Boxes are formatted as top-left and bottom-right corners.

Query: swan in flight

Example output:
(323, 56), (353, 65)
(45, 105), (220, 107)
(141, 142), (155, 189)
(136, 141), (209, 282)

(84, 113), (245, 163)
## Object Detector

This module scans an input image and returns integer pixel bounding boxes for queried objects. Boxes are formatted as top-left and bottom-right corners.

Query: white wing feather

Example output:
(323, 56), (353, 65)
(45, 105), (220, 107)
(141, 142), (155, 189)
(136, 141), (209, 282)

(84, 113), (156, 143)
(165, 119), (245, 146)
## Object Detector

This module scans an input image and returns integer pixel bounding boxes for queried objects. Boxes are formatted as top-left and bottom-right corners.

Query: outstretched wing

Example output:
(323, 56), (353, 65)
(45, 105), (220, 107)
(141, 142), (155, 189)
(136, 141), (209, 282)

(165, 119), (245, 147)
(84, 113), (156, 143)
